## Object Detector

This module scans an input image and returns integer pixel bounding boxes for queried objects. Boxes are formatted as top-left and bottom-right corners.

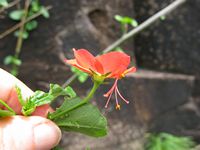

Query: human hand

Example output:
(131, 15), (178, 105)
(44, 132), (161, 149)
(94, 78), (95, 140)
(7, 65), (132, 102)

(0, 68), (61, 150)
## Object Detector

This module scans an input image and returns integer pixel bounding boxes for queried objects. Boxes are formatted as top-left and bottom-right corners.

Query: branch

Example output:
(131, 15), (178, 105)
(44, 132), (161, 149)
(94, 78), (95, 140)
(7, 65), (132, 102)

(15, 0), (30, 57)
(0, 0), (21, 14)
(0, 5), (52, 39)
(102, 0), (187, 53)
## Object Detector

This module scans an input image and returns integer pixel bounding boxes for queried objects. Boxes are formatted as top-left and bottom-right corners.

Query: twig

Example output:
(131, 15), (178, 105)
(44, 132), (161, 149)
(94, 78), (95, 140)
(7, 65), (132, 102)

(0, 5), (52, 39)
(15, 0), (30, 57)
(62, 74), (78, 88)
(103, 0), (187, 53)
(0, 0), (21, 14)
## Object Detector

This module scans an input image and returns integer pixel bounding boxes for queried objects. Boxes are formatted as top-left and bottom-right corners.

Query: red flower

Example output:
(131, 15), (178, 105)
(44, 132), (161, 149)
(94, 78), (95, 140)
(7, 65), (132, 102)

(65, 49), (136, 109)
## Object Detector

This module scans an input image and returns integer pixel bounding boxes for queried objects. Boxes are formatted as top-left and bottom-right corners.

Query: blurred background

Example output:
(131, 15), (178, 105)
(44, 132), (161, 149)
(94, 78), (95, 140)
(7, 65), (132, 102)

(0, 0), (200, 149)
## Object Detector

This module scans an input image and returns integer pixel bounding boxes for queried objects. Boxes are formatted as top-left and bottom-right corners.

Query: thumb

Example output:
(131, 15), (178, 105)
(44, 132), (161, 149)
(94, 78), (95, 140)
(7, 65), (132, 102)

(0, 116), (61, 150)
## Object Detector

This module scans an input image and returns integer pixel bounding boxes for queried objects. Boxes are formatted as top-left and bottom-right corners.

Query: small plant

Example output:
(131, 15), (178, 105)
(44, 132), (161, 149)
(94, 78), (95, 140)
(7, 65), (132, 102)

(145, 132), (196, 150)
(114, 14), (138, 35)
(9, 0), (49, 39)
(0, 49), (136, 148)
(2, 0), (50, 76)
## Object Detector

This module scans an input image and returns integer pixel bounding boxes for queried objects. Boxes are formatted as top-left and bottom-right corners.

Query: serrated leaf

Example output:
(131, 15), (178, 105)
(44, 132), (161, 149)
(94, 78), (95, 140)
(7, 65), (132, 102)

(25, 20), (38, 31)
(9, 10), (24, 21)
(21, 84), (76, 116)
(49, 97), (107, 137)
(145, 133), (196, 150)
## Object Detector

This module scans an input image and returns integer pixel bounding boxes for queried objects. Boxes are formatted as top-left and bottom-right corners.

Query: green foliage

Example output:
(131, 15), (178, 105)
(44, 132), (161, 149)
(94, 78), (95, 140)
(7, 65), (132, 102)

(71, 67), (89, 83)
(16, 84), (76, 116)
(9, 10), (24, 21)
(160, 15), (166, 21)
(145, 133), (196, 150)
(115, 47), (125, 52)
(0, 0), (8, 7)
(14, 30), (29, 39)
(40, 6), (50, 18)
(8, 0), (50, 40)
(3, 55), (22, 76)
(52, 146), (63, 150)
(114, 15), (138, 27)
(0, 99), (15, 117)
(25, 20), (38, 31)
(4, 55), (22, 66)
(49, 97), (108, 137)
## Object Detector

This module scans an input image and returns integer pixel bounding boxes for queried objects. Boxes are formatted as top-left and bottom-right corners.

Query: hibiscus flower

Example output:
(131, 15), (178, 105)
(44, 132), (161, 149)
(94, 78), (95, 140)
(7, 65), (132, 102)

(65, 49), (136, 109)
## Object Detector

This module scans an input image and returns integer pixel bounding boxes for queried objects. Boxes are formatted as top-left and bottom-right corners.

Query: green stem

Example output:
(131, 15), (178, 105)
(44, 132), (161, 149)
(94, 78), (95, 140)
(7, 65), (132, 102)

(82, 81), (100, 102)
(49, 81), (101, 120)
(0, 99), (16, 113)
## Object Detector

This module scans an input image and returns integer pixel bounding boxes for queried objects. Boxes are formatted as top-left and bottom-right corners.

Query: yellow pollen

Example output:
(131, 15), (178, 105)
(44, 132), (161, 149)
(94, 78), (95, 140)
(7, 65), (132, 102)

(116, 104), (121, 110)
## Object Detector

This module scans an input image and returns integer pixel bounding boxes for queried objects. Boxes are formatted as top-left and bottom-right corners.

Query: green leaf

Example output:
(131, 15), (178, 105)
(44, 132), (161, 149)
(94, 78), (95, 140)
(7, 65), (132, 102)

(114, 15), (123, 22)
(114, 15), (138, 27)
(49, 97), (107, 137)
(15, 86), (26, 106)
(115, 47), (125, 52)
(40, 7), (50, 18)
(0, 110), (15, 117)
(4, 55), (22, 66)
(25, 20), (38, 31)
(31, 0), (40, 12)
(160, 15), (166, 21)
(145, 133), (196, 150)
(9, 10), (24, 21)
(14, 30), (29, 39)
(21, 84), (76, 116)
(0, 0), (8, 7)
(131, 19), (138, 27)
(0, 99), (15, 117)
(71, 67), (88, 83)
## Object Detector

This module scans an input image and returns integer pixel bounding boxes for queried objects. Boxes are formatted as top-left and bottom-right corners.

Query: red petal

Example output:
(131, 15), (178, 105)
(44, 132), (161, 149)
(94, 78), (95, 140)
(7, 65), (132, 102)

(74, 49), (96, 70)
(96, 52), (131, 78)
(123, 67), (137, 76)
(64, 59), (92, 74)
(74, 49), (104, 74)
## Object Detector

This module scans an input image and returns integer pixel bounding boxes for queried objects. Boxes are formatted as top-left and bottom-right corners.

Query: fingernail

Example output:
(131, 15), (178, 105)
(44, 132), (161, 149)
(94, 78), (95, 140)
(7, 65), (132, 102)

(34, 122), (61, 150)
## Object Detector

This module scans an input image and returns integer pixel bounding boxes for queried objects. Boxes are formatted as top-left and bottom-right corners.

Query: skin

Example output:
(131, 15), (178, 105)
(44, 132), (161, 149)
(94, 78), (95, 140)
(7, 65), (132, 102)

(0, 68), (61, 150)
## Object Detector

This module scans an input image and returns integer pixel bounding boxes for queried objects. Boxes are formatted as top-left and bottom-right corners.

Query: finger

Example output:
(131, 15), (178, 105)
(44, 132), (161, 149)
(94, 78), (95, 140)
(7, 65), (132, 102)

(0, 68), (33, 113)
(0, 116), (61, 150)
(0, 68), (50, 116)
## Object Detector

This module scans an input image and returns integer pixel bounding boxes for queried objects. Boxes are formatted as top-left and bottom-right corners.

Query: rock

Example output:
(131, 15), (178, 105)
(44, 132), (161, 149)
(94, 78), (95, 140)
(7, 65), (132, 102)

(0, 0), (134, 90)
(60, 69), (194, 149)
(134, 0), (200, 74)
